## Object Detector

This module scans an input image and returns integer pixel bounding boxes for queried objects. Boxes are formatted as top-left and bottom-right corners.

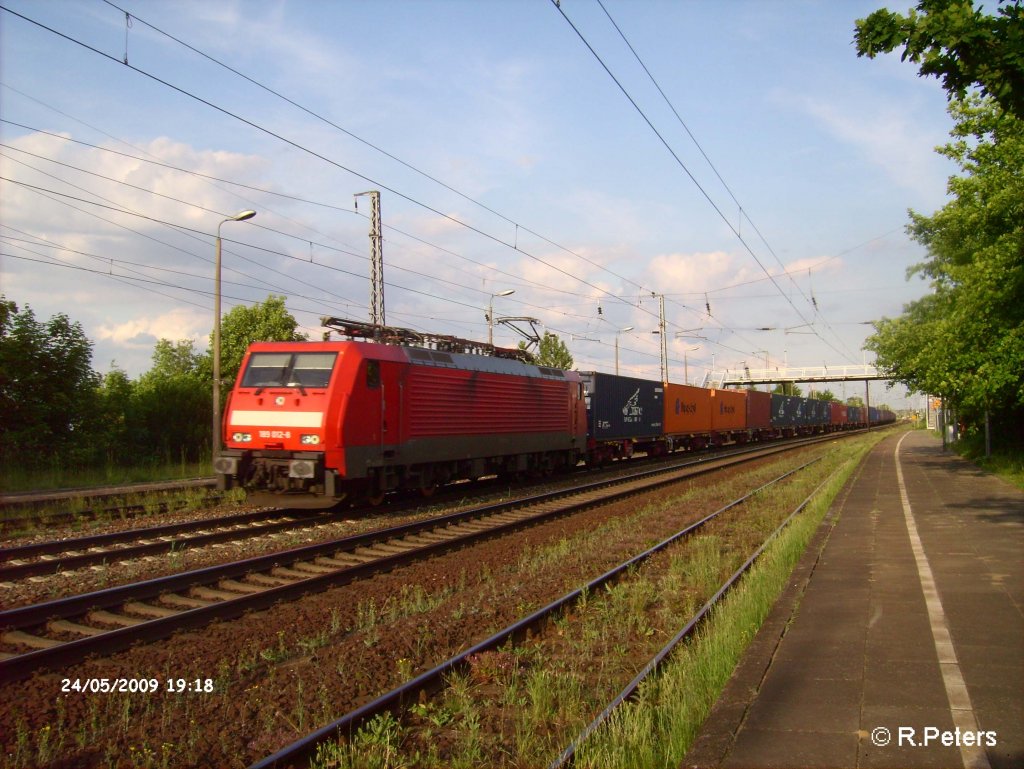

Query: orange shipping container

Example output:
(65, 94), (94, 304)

(710, 388), (747, 431)
(663, 383), (712, 435)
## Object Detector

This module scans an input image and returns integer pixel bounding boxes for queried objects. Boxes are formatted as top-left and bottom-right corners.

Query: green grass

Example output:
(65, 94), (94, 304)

(306, 434), (883, 769)
(0, 455), (213, 494)
(951, 432), (1024, 490)
(0, 484), (242, 533)
(574, 441), (871, 768)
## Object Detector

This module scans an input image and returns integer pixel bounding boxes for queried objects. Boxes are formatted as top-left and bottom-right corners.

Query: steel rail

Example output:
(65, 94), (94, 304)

(0, 430), (847, 547)
(248, 456), (825, 769)
(0, 508), (336, 581)
(548, 464), (847, 768)
(0, 478), (218, 526)
(0, 434), (840, 684)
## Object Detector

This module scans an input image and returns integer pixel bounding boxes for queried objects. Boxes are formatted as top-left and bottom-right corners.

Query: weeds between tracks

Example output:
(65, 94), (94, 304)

(5, 435), (883, 769)
(310, 433), (884, 769)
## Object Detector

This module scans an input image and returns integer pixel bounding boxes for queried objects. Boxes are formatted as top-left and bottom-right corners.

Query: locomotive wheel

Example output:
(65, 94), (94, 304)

(366, 490), (387, 506)
(419, 483), (438, 498)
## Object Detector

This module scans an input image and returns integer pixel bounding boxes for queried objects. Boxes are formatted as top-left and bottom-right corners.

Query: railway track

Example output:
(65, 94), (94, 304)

(0, 434), (840, 683)
(251, 451), (841, 769)
(0, 432), (858, 583)
(0, 507), (342, 581)
(0, 478), (218, 531)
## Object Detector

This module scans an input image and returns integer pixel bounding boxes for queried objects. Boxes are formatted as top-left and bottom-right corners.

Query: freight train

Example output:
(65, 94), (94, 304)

(213, 318), (894, 507)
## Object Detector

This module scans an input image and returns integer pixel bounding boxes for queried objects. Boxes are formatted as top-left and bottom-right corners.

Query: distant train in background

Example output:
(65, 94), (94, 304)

(214, 318), (894, 507)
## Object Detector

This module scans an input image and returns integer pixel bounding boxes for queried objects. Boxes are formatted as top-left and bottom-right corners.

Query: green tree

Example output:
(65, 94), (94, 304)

(846, 396), (866, 408)
(217, 295), (306, 390)
(135, 340), (211, 462)
(865, 96), (1023, 438)
(150, 338), (206, 379)
(94, 365), (136, 464)
(855, 0), (1024, 119)
(857, 1), (1024, 449)
(772, 382), (802, 397)
(810, 389), (838, 402)
(528, 332), (574, 369)
(0, 297), (100, 468)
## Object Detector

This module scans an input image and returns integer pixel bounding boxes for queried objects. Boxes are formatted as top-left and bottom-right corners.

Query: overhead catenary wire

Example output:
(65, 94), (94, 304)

(0, 3), (880, 376)
(0, 144), (368, 263)
(1, 250), (348, 322)
(0, 5), (660, 324)
(4, 63), (675, 348)
(0, 229), (362, 311)
(2, 117), (649, 322)
(0, 83), (366, 267)
(550, 0), (858, 366)
(593, 0), (861, 365)
(1, 8), (768, 359)
(0, 169), (360, 312)
(0, 117), (618, 310)
(0, 173), (602, 330)
(0, 176), (542, 319)
(98, 0), (650, 297)
(0, 117), (354, 213)
(0, 134), (640, 337)
(0, 93), (370, 311)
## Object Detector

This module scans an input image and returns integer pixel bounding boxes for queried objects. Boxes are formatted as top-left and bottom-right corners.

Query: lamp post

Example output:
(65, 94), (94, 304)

(487, 289), (515, 346)
(664, 329), (706, 385)
(212, 210), (256, 461)
(614, 326), (633, 375)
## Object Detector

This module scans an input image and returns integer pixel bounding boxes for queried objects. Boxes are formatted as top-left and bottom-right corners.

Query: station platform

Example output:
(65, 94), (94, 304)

(683, 428), (1023, 769)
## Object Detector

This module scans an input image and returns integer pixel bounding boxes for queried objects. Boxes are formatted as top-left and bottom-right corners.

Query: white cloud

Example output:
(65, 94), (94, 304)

(183, 2), (352, 82)
(3, 131), (268, 230)
(0, 131), (277, 375)
(784, 255), (844, 276)
(780, 91), (948, 197)
(645, 250), (739, 295)
(96, 306), (210, 348)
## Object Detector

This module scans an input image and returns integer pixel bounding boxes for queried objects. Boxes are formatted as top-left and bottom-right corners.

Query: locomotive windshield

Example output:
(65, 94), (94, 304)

(240, 352), (337, 389)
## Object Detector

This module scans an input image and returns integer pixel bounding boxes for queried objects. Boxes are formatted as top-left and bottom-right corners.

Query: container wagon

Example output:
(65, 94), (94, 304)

(663, 382), (713, 450)
(579, 371), (664, 463)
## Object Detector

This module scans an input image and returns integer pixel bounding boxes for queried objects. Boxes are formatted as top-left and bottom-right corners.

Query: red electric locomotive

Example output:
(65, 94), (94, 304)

(214, 318), (587, 507)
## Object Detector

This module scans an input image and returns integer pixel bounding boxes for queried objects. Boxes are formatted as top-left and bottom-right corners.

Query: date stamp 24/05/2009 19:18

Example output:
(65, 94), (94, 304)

(60, 678), (215, 694)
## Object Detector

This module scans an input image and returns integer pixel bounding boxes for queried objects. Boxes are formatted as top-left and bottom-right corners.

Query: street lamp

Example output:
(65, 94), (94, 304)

(487, 289), (515, 346)
(615, 326), (633, 375)
(212, 210), (256, 461)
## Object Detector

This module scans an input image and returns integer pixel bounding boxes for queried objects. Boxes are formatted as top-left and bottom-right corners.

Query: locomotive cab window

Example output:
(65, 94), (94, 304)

(241, 352), (337, 389)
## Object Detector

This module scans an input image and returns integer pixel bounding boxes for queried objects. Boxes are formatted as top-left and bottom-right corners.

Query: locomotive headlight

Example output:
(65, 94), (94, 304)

(300, 434), (321, 445)
(232, 432), (252, 443)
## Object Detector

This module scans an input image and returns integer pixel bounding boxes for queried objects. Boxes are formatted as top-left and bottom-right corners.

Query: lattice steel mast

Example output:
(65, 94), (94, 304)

(354, 190), (384, 329)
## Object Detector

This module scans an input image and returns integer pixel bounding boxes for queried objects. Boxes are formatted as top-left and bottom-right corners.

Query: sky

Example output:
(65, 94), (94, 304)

(1, 0), (956, 410)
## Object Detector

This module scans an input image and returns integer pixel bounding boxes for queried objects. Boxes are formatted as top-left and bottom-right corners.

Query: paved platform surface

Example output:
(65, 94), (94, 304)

(683, 429), (1023, 769)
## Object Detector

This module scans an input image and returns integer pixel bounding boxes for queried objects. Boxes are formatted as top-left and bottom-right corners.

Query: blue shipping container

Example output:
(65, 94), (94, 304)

(580, 372), (663, 441)
(770, 394), (807, 427)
